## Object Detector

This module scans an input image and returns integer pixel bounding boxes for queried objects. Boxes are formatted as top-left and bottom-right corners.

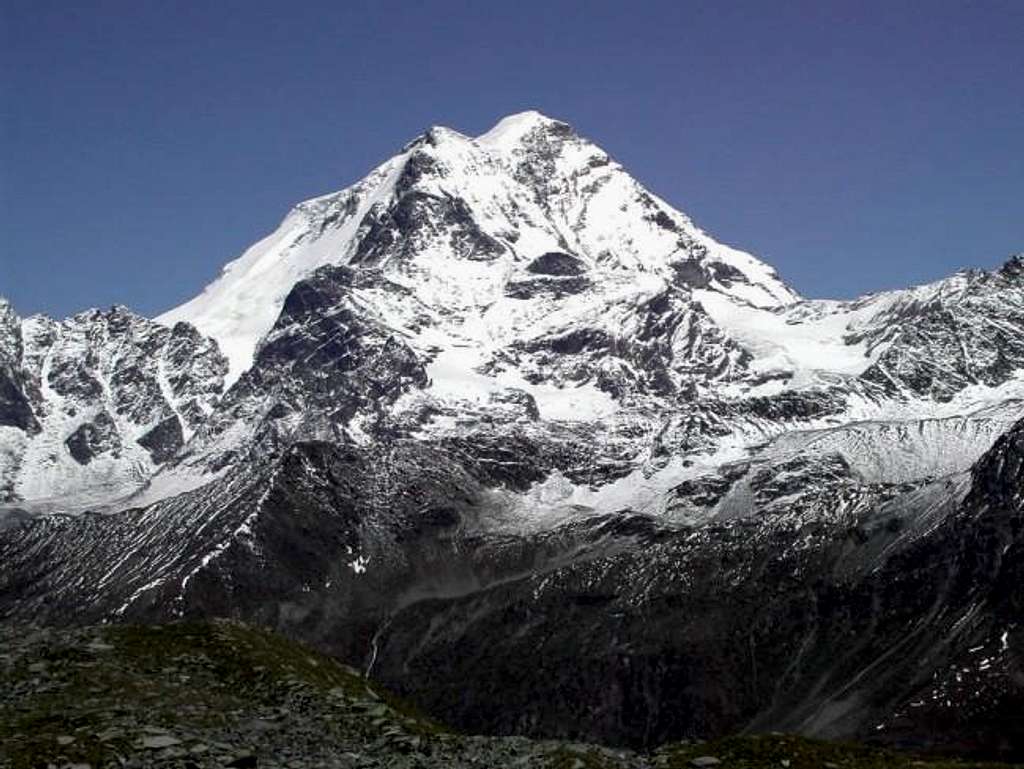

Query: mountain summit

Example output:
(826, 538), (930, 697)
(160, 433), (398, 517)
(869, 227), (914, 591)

(157, 110), (797, 388)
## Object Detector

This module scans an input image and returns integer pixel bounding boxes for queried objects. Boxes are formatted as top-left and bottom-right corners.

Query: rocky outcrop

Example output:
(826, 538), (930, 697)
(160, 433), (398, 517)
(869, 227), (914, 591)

(858, 259), (1024, 400)
(0, 300), (38, 434)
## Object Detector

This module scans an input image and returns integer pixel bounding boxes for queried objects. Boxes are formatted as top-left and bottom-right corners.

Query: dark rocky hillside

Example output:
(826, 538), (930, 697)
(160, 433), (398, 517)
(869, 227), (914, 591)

(1, 621), (1018, 769)
(370, 419), (1024, 757)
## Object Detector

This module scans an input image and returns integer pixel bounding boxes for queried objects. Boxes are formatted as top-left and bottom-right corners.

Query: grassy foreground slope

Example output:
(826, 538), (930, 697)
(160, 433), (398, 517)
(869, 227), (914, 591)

(0, 621), (1018, 769)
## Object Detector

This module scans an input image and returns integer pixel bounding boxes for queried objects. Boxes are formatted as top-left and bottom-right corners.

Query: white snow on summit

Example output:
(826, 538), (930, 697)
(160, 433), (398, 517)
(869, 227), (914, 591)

(157, 110), (798, 389)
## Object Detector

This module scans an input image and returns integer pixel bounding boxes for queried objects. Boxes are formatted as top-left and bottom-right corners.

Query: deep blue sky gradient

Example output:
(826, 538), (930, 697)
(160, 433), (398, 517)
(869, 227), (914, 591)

(2, 0), (1022, 317)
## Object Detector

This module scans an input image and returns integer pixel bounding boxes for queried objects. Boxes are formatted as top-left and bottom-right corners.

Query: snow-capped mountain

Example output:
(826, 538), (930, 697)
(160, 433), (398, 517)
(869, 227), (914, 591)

(5, 111), (1021, 518)
(1, 111), (1022, 758)
(157, 111), (796, 389)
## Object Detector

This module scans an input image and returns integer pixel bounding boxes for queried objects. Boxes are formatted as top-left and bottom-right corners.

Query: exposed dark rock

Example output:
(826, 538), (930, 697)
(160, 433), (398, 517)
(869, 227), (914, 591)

(65, 411), (121, 465)
(49, 359), (104, 401)
(223, 265), (429, 437)
(998, 253), (1024, 279)
(525, 252), (588, 276)
(667, 473), (736, 511)
(137, 415), (184, 464)
(395, 150), (441, 197)
(4, 417), (1024, 761)
(487, 388), (540, 420)
(649, 210), (680, 232)
(353, 191), (504, 266)
(671, 260), (711, 289)
(504, 274), (592, 299)
(709, 262), (747, 286)
(0, 369), (37, 433)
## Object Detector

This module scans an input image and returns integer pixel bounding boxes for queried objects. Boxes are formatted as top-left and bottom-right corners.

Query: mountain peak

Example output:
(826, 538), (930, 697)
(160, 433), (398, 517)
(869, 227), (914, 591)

(476, 110), (573, 149)
(157, 110), (800, 388)
(420, 125), (470, 146)
(408, 112), (568, 154)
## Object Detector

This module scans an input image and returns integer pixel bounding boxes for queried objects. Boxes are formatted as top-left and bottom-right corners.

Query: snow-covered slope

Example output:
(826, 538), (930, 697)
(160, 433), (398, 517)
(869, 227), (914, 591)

(697, 254), (1024, 399)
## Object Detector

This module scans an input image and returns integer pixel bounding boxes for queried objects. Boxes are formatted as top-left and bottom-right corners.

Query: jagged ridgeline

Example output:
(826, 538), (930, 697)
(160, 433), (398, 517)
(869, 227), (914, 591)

(1, 112), (1023, 760)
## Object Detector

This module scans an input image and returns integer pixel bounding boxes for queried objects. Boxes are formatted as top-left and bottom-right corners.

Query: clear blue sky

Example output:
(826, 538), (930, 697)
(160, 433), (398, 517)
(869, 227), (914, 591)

(2, 0), (1022, 318)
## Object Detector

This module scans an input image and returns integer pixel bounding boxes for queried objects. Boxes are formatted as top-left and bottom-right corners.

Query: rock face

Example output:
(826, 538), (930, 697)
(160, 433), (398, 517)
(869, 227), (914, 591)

(0, 304), (226, 511)
(0, 300), (38, 436)
(1, 111), (1023, 759)
(856, 263), (1024, 400)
